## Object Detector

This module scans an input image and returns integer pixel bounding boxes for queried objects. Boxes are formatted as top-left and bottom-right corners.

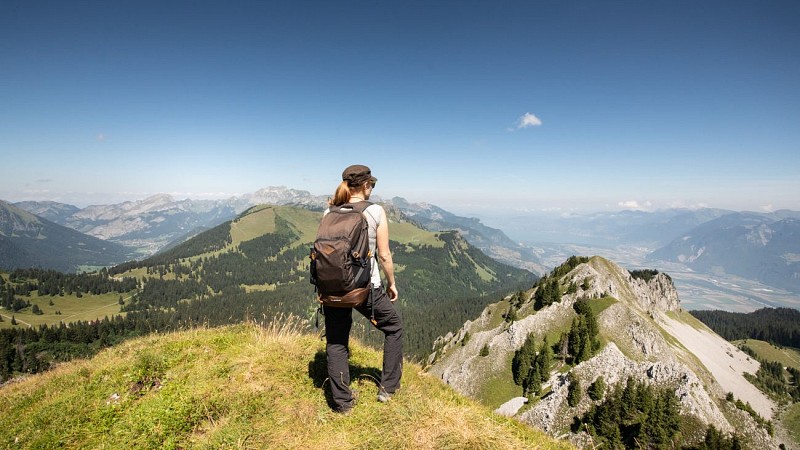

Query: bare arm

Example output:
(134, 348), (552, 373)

(375, 207), (398, 301)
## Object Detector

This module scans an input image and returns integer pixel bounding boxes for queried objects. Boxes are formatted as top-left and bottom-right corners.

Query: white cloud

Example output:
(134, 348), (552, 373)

(618, 200), (653, 210)
(96, 133), (106, 142)
(514, 112), (542, 129)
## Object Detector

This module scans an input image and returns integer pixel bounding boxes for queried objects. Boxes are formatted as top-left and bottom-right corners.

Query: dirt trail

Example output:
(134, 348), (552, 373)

(0, 313), (32, 327)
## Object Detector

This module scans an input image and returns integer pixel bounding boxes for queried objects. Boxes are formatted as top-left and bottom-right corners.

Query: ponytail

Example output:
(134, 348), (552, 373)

(330, 181), (351, 206)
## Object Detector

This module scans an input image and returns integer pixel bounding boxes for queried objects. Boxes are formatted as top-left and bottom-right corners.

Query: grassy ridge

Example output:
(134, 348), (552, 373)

(231, 204), (443, 249)
(0, 321), (573, 450)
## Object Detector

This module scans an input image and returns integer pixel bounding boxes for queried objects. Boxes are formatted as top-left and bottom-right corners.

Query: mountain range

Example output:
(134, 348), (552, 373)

(7, 187), (544, 274)
(492, 208), (737, 246)
(5, 189), (800, 295)
(647, 212), (800, 293)
(0, 199), (133, 272)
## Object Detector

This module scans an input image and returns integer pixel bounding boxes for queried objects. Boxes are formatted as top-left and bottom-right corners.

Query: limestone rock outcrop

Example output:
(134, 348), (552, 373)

(427, 256), (779, 448)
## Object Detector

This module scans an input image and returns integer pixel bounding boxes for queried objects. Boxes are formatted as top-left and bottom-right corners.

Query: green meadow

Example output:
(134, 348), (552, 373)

(0, 291), (132, 329)
(734, 338), (800, 371)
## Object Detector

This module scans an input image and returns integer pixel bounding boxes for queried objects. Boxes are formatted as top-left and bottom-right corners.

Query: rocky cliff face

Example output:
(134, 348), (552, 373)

(519, 342), (728, 432)
(426, 256), (779, 449)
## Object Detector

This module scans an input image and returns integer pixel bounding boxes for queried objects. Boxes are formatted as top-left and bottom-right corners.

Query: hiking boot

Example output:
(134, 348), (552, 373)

(335, 399), (356, 414)
(377, 389), (393, 403)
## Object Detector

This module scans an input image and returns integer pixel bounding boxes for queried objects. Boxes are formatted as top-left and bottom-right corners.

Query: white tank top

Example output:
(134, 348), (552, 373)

(362, 203), (383, 288)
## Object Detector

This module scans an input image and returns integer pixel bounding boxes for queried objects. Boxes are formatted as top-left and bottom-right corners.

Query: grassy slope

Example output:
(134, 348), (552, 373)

(0, 291), (132, 330)
(233, 204), (443, 249)
(731, 339), (800, 445)
(168, 204), (442, 264)
(784, 403), (800, 445)
(0, 321), (573, 450)
(733, 339), (800, 371)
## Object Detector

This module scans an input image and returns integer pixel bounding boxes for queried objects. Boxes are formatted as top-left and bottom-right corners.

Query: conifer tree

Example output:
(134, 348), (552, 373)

(567, 372), (582, 407)
(536, 339), (552, 384)
(512, 333), (536, 386)
(558, 332), (569, 361)
(525, 338), (553, 397)
(523, 363), (540, 397)
(504, 305), (518, 323)
(589, 376), (606, 401)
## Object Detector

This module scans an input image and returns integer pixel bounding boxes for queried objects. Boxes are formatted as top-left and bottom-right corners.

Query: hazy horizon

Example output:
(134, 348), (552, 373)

(7, 184), (799, 220)
(2, 1), (798, 214)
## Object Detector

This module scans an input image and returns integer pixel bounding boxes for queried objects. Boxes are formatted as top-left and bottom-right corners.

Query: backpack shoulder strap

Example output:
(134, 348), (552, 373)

(343, 201), (372, 213)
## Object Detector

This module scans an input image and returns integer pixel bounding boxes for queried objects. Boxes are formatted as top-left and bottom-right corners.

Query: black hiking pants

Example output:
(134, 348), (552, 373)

(323, 286), (403, 410)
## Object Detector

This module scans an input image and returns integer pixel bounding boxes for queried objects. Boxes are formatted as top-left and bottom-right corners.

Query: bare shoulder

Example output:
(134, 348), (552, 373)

(365, 203), (385, 219)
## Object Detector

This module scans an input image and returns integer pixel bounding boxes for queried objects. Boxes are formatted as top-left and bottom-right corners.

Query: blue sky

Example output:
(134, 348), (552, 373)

(1, 1), (798, 215)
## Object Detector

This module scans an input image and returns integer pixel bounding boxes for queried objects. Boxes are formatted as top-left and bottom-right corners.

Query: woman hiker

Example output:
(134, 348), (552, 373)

(322, 164), (403, 414)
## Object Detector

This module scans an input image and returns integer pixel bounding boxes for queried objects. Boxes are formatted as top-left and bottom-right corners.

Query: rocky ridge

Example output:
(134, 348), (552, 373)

(426, 256), (779, 448)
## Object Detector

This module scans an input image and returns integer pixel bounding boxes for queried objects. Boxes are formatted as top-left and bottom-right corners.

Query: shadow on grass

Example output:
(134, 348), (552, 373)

(308, 349), (382, 410)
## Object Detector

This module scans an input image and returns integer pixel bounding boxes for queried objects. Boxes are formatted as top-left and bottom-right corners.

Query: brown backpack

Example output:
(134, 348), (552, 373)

(309, 202), (372, 307)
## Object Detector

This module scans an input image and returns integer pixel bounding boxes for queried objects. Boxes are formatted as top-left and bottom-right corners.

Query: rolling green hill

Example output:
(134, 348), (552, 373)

(109, 204), (537, 360)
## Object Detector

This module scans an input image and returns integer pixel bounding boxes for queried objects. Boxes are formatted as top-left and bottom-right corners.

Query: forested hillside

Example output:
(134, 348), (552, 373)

(112, 205), (536, 358)
(690, 307), (800, 348)
(1, 204), (535, 382)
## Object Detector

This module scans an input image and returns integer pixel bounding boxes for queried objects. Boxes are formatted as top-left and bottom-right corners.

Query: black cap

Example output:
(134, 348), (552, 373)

(342, 164), (377, 187)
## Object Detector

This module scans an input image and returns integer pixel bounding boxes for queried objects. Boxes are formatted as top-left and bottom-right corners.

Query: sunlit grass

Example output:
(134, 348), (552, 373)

(0, 291), (132, 329)
(389, 221), (444, 247)
(733, 339), (800, 370)
(231, 206), (276, 246)
(0, 318), (574, 450)
(783, 403), (800, 446)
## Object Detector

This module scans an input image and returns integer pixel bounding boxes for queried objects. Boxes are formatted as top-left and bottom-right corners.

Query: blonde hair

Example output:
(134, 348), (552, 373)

(329, 181), (368, 207)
